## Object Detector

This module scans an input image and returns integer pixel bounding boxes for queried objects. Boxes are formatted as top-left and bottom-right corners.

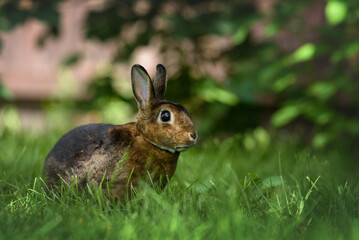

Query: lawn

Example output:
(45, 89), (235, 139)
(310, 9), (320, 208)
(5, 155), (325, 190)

(0, 129), (358, 239)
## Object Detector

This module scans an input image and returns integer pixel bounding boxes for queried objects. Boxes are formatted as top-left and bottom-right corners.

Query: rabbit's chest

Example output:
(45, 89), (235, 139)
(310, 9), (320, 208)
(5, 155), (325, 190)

(118, 136), (180, 186)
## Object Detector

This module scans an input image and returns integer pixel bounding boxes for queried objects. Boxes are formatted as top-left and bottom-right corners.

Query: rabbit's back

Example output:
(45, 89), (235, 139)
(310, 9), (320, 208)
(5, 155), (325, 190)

(44, 123), (136, 187)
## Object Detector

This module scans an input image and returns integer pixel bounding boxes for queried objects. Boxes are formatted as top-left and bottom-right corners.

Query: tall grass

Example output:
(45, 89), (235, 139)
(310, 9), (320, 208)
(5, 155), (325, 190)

(0, 129), (358, 239)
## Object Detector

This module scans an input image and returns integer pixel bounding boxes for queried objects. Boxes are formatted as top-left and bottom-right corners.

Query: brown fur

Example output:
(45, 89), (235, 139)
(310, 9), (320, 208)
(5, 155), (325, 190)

(43, 64), (197, 200)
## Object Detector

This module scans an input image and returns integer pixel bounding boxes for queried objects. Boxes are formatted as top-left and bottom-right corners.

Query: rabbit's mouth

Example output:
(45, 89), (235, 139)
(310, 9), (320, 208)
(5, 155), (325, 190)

(175, 143), (196, 152)
(146, 138), (196, 153)
(175, 146), (189, 152)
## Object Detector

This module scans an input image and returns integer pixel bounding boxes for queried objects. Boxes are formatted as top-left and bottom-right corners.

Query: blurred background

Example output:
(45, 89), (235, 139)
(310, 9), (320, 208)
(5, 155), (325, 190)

(0, 0), (358, 158)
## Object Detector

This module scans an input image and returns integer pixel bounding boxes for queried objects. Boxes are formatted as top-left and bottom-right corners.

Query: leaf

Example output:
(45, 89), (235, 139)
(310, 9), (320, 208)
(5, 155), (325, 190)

(331, 42), (359, 63)
(326, 0), (348, 25)
(307, 82), (336, 101)
(273, 74), (296, 92)
(243, 134), (256, 151)
(271, 104), (302, 127)
(264, 23), (279, 37)
(199, 80), (240, 106)
(316, 111), (333, 125)
(253, 127), (270, 148)
(313, 132), (331, 148)
(289, 43), (316, 64)
(1, 106), (21, 132)
(0, 84), (13, 100)
(232, 27), (248, 45)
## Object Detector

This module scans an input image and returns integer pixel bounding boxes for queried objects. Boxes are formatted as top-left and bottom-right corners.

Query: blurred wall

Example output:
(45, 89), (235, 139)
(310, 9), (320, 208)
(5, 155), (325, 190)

(0, 0), (116, 100)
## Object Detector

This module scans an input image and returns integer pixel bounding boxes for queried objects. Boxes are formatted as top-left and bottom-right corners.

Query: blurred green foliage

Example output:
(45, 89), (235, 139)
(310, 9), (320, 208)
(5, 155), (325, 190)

(0, 83), (13, 101)
(0, 0), (62, 31)
(1, 0), (359, 151)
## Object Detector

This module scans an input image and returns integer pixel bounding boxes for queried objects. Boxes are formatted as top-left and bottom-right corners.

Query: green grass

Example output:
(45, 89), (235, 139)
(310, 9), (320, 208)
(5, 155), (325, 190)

(0, 129), (358, 240)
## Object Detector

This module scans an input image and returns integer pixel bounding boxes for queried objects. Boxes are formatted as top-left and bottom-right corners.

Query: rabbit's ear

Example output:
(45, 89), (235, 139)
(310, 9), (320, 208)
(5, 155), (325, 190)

(131, 64), (155, 114)
(153, 64), (167, 101)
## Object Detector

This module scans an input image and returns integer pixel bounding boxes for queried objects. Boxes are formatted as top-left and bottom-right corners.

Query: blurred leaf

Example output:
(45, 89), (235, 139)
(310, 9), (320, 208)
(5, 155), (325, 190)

(230, 79), (257, 103)
(0, 1), (62, 31)
(216, 19), (234, 35)
(271, 104), (302, 127)
(313, 132), (331, 148)
(88, 75), (121, 100)
(301, 102), (334, 125)
(33, 8), (59, 25)
(62, 53), (82, 67)
(326, 0), (348, 26)
(243, 134), (256, 151)
(86, 7), (127, 40)
(101, 99), (134, 124)
(257, 61), (283, 85)
(200, 88), (239, 106)
(273, 74), (296, 92)
(0, 106), (21, 133)
(252, 127), (270, 148)
(199, 80), (239, 106)
(289, 43), (316, 64)
(307, 82), (336, 101)
(264, 23), (279, 37)
(0, 84), (13, 100)
(55, 66), (77, 98)
(331, 42), (359, 63)
(232, 27), (248, 45)
(315, 111), (333, 125)
(343, 119), (359, 135)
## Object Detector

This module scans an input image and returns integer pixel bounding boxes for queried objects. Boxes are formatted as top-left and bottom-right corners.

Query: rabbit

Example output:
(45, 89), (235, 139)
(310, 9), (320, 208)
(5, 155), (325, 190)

(43, 64), (197, 200)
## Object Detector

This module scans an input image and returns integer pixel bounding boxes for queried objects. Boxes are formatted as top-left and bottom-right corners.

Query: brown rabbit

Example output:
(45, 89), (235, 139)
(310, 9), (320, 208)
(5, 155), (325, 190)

(43, 64), (197, 199)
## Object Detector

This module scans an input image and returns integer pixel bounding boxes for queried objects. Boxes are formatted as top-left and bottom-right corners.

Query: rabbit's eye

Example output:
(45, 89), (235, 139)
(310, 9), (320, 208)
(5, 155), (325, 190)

(160, 110), (171, 122)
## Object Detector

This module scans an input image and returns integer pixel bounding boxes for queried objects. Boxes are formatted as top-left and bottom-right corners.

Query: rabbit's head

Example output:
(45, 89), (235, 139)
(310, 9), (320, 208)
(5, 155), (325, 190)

(131, 64), (197, 153)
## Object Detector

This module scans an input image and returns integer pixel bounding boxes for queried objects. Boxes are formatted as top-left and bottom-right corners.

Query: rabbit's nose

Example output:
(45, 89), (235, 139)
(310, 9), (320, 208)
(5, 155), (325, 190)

(189, 132), (197, 141)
